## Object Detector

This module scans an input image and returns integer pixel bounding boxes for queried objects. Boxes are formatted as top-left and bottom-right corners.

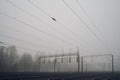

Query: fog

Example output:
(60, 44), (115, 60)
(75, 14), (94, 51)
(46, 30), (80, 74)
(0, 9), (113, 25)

(0, 0), (120, 72)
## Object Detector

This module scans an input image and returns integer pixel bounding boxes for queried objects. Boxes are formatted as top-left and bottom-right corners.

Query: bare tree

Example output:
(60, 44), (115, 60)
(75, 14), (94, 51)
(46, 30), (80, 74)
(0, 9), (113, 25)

(19, 53), (35, 72)
(0, 45), (7, 72)
(34, 52), (42, 72)
(5, 46), (19, 72)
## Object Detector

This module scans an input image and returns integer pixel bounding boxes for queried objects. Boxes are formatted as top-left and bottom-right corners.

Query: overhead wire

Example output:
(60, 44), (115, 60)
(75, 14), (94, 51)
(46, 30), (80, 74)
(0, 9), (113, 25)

(2, 0), (83, 51)
(75, 0), (105, 43)
(55, 20), (87, 48)
(0, 25), (48, 44)
(2, 25), (83, 52)
(62, 0), (102, 42)
(28, 0), (76, 37)
(1, 0), (112, 53)
(28, 0), (51, 18)
(6, 0), (78, 42)
(76, 0), (97, 28)
(62, 0), (115, 53)
(0, 41), (39, 52)
(0, 33), (48, 48)
(27, 0), (88, 48)
(28, 0), (108, 51)
(75, 0), (114, 52)
(0, 11), (77, 48)
(6, 0), (87, 49)
(0, 20), (99, 54)
(3, 0), (111, 53)
(0, 34), (109, 56)
(28, 0), (77, 36)
(1, 27), (72, 54)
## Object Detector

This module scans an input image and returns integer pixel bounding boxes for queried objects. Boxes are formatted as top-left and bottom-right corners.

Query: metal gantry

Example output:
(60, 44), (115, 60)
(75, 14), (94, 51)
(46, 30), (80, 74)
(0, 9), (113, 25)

(39, 52), (114, 73)
(81, 54), (114, 73)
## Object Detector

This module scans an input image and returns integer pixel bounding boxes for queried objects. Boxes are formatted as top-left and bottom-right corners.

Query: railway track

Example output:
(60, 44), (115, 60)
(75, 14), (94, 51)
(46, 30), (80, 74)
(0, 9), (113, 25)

(0, 72), (119, 80)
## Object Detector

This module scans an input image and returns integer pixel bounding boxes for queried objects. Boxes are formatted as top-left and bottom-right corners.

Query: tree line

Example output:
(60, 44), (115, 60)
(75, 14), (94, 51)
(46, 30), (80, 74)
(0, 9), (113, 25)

(0, 44), (42, 72)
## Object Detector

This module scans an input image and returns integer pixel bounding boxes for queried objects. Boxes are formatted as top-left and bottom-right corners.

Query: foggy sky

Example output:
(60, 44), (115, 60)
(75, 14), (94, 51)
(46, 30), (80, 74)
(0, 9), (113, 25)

(0, 0), (120, 59)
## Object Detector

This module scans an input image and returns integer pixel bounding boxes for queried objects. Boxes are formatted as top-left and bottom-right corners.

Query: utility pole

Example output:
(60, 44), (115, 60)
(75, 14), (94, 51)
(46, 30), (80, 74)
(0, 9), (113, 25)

(111, 54), (114, 74)
(53, 51), (57, 72)
(81, 56), (83, 72)
(86, 64), (88, 72)
(103, 63), (105, 72)
(77, 48), (80, 72)
(54, 58), (56, 72)
(61, 49), (64, 63)
(69, 48), (71, 63)
(39, 57), (41, 72)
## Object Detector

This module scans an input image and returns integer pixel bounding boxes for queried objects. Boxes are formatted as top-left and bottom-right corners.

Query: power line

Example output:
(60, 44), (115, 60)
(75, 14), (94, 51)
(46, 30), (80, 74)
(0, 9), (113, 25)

(76, 0), (114, 52)
(28, 0), (105, 49)
(27, 0), (88, 48)
(4, 0), (110, 52)
(0, 41), (39, 52)
(0, 17), (100, 54)
(6, 0), (85, 48)
(28, 0), (76, 35)
(6, 0), (78, 42)
(75, 0), (97, 28)
(1, 25), (80, 51)
(28, 0), (77, 37)
(1, 24), (47, 43)
(62, 0), (115, 53)
(62, 0), (102, 42)
(55, 21), (87, 48)
(3, 0), (79, 49)
(75, 0), (110, 49)
(0, 39), (112, 54)
(0, 33), (48, 48)
(0, 11), (77, 47)
(28, 0), (52, 18)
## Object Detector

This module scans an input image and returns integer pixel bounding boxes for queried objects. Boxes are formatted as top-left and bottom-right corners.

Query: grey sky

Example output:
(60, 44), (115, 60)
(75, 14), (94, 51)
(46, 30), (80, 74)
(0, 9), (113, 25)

(0, 0), (120, 59)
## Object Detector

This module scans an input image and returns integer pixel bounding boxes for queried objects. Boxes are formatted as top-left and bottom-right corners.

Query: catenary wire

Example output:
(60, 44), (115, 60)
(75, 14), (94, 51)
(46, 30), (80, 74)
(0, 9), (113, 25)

(62, 0), (102, 42)
(1, 24), (76, 50)
(28, 0), (79, 38)
(75, 0), (113, 51)
(0, 41), (39, 52)
(62, 0), (115, 53)
(0, 11), (78, 48)
(6, 0), (81, 44)
(27, 0), (89, 48)
(0, 23), (99, 53)
(76, 0), (97, 28)
(0, 33), (49, 48)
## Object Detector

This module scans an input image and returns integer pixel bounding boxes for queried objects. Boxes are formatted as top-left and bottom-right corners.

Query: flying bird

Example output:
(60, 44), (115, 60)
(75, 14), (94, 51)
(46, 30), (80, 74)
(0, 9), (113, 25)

(51, 17), (56, 21)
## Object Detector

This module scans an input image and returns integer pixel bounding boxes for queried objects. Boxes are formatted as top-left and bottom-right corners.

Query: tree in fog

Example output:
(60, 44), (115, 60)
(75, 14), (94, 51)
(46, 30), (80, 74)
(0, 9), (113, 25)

(5, 46), (19, 72)
(34, 52), (42, 72)
(19, 53), (35, 72)
(0, 45), (8, 72)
